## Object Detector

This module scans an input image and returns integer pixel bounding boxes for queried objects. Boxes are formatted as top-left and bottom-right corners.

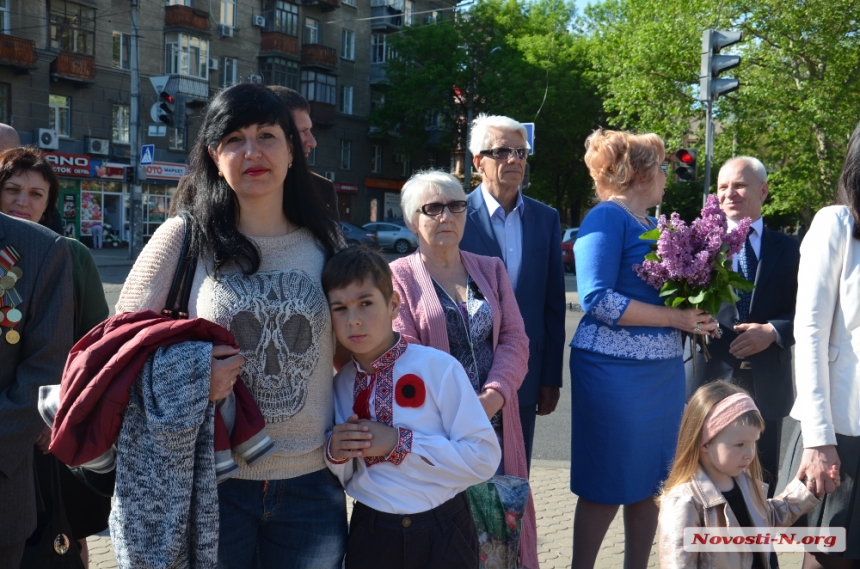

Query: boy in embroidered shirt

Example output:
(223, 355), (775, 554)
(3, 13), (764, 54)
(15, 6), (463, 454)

(322, 246), (501, 569)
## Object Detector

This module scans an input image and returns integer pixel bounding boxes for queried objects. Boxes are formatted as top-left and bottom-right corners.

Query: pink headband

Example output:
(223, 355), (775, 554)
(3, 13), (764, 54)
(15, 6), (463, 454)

(701, 393), (759, 444)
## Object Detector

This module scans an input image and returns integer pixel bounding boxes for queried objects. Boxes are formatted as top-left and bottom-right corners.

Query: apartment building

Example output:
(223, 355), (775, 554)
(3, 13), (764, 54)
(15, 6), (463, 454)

(0, 0), (456, 243)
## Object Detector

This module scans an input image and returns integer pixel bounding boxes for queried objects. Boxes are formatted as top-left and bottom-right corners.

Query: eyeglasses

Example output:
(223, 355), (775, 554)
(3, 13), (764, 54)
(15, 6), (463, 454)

(478, 147), (528, 161)
(419, 200), (468, 216)
(659, 162), (669, 175)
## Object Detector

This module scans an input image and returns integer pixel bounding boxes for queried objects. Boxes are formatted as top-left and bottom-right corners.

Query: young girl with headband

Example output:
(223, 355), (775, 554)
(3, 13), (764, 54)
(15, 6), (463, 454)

(658, 381), (832, 568)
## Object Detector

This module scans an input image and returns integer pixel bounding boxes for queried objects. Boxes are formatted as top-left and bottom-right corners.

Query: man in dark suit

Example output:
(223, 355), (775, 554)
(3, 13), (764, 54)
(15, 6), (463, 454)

(268, 86), (339, 221)
(688, 156), (800, 494)
(459, 113), (566, 470)
(0, 213), (73, 568)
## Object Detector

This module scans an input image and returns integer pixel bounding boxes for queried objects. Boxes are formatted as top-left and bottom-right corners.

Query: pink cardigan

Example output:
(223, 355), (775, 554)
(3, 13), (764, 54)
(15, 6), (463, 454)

(390, 250), (539, 569)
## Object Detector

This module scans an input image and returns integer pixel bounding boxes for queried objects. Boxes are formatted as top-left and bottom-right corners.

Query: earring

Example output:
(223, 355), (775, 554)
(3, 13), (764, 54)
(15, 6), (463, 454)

(218, 171), (223, 177)
(288, 162), (293, 169)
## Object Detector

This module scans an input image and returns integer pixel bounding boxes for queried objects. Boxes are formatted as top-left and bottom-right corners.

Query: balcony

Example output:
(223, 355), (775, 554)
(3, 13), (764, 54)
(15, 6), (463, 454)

(301, 44), (337, 70)
(260, 32), (300, 58)
(165, 4), (210, 33)
(165, 75), (210, 105)
(300, 0), (340, 12)
(370, 6), (402, 31)
(0, 35), (37, 71)
(309, 101), (336, 126)
(50, 52), (95, 84)
(369, 63), (387, 85)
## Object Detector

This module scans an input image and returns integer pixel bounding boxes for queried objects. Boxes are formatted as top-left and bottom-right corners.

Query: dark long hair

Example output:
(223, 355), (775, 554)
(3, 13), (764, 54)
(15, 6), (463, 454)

(838, 120), (860, 240)
(174, 83), (338, 275)
(0, 146), (60, 225)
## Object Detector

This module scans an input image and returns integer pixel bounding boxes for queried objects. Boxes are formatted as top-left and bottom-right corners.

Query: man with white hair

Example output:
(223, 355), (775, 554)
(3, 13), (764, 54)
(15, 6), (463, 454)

(687, 155), (800, 495)
(0, 123), (20, 152)
(459, 113), (565, 470)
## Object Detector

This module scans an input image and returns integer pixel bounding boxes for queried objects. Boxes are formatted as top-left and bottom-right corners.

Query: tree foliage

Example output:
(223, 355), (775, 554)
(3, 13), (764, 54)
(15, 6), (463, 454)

(370, 0), (603, 223)
(585, 0), (860, 222)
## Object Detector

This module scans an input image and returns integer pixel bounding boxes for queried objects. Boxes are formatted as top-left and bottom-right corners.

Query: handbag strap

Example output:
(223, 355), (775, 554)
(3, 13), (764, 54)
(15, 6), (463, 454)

(162, 213), (196, 320)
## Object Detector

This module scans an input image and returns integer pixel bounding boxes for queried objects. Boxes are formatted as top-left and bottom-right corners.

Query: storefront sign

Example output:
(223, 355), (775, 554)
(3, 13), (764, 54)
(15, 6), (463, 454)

(364, 177), (404, 191)
(145, 161), (187, 180)
(334, 182), (358, 194)
(44, 152), (92, 177)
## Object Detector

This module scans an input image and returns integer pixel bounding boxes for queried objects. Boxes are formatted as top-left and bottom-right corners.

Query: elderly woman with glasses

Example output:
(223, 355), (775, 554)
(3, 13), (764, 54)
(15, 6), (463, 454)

(388, 169), (538, 569)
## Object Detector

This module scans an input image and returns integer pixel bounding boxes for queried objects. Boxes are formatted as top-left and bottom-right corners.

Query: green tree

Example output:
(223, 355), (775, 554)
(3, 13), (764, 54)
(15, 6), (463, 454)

(370, 0), (603, 223)
(584, 0), (860, 223)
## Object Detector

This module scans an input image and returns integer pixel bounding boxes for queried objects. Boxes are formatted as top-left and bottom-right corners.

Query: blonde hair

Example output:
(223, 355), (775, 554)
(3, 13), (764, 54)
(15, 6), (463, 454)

(584, 129), (665, 200)
(660, 381), (767, 508)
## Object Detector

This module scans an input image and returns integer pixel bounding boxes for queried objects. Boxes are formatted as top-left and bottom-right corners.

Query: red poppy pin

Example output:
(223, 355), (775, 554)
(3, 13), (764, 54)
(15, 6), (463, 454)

(395, 374), (426, 408)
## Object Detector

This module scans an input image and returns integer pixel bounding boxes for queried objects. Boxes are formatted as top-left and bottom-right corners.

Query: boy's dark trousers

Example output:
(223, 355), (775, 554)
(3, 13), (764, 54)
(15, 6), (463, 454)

(345, 493), (478, 569)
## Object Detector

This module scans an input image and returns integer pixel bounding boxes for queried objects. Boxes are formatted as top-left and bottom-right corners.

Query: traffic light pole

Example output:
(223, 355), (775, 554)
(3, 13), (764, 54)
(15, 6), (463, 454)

(129, 0), (142, 259)
(702, 98), (714, 207)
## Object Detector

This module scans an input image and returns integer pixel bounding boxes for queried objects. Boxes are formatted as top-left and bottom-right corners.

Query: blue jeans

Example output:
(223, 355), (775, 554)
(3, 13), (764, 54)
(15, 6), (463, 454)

(217, 468), (347, 569)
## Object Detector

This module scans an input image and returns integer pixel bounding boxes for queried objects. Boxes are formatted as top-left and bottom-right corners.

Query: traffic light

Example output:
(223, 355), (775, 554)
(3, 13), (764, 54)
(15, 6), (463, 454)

(674, 149), (698, 182)
(158, 91), (175, 127)
(124, 166), (136, 185)
(699, 30), (742, 102)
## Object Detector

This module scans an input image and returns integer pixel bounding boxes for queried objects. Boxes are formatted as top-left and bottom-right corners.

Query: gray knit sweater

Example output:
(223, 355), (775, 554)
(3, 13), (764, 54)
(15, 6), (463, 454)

(109, 341), (218, 569)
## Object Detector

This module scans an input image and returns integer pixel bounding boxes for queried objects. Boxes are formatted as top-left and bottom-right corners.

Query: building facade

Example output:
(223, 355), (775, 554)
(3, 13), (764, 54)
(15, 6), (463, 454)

(0, 0), (456, 243)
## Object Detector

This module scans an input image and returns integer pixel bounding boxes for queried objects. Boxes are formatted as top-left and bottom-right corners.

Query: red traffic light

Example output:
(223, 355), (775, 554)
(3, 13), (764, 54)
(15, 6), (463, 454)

(160, 91), (175, 104)
(676, 149), (695, 164)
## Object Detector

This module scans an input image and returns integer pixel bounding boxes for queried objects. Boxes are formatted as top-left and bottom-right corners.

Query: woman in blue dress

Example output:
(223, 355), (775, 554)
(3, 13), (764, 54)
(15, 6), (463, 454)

(569, 129), (718, 569)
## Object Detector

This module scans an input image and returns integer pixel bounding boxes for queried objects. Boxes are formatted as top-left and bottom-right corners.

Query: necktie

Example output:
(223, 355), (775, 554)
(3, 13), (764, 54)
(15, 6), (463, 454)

(737, 234), (758, 323)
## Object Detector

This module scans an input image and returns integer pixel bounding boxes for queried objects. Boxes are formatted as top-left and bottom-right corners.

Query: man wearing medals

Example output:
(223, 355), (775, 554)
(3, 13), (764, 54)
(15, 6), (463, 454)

(0, 212), (73, 568)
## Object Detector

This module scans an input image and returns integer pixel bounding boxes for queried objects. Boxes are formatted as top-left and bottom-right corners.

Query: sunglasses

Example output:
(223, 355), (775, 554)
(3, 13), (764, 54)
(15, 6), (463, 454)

(659, 162), (669, 175)
(419, 200), (468, 216)
(478, 147), (528, 161)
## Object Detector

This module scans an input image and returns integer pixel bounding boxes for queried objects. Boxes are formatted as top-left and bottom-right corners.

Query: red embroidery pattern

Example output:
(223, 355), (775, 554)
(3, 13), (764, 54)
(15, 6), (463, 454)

(349, 336), (409, 468)
(387, 427), (413, 466)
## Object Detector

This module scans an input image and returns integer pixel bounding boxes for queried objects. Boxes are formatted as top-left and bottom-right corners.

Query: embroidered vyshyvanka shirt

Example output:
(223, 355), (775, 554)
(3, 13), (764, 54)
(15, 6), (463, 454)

(326, 337), (500, 514)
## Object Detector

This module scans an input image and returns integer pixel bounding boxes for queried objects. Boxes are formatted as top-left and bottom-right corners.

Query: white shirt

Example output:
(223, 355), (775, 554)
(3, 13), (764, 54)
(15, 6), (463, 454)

(326, 341), (500, 514)
(481, 185), (524, 291)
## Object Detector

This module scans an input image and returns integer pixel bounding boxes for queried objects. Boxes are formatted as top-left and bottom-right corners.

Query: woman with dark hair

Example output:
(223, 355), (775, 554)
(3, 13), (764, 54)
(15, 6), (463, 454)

(117, 83), (346, 568)
(783, 120), (860, 568)
(0, 146), (110, 567)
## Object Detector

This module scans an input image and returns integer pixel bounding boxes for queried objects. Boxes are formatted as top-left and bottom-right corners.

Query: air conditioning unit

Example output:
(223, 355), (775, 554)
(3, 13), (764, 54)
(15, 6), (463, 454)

(85, 137), (110, 156)
(218, 24), (234, 38)
(252, 15), (266, 27)
(323, 171), (335, 181)
(208, 57), (219, 71)
(393, 153), (404, 164)
(37, 128), (59, 150)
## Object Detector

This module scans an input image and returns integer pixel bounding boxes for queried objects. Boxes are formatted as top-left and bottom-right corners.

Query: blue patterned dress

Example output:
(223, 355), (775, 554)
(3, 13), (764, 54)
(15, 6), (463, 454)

(569, 200), (685, 504)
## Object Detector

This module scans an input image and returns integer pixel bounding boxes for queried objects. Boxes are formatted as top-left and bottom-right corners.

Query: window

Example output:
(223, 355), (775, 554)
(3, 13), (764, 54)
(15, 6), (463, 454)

(169, 127), (186, 151)
(112, 105), (130, 144)
(0, 83), (9, 124)
(260, 57), (299, 89)
(271, 1), (298, 36)
(0, 0), (9, 34)
(220, 0), (236, 27)
(341, 29), (355, 60)
(300, 71), (336, 105)
(371, 34), (396, 63)
(165, 33), (209, 79)
(371, 91), (385, 112)
(166, 0), (191, 5)
(401, 159), (411, 177)
(404, 0), (414, 25)
(427, 157), (436, 169)
(50, 1), (96, 56)
(371, 145), (382, 173)
(220, 57), (238, 88)
(304, 17), (319, 44)
(340, 140), (351, 170)
(340, 86), (353, 114)
(342, 0), (355, 6)
(49, 95), (71, 137)
(307, 147), (316, 165)
(112, 32), (131, 70)
(323, 171), (335, 181)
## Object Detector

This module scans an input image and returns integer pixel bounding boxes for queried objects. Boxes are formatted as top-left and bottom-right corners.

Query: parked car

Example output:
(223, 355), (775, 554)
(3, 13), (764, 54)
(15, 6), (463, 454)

(363, 222), (418, 254)
(340, 221), (379, 248)
(561, 227), (579, 273)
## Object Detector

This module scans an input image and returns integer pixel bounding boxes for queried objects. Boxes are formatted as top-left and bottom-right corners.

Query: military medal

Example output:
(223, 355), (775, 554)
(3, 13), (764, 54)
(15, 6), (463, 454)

(0, 244), (23, 345)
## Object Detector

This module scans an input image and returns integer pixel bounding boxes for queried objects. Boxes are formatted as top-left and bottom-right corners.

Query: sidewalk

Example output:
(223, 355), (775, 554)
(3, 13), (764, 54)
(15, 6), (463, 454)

(89, 246), (136, 268)
(86, 460), (804, 568)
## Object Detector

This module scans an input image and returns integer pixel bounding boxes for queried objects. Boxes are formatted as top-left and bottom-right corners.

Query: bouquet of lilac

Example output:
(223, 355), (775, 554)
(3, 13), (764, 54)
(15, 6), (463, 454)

(633, 195), (754, 319)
